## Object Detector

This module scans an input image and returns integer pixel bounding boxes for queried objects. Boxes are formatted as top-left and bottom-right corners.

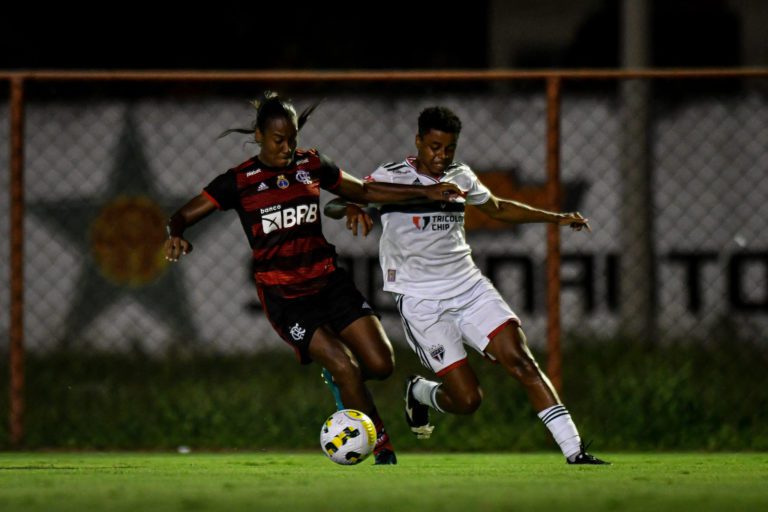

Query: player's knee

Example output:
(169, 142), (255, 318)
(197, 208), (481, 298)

(364, 354), (394, 381)
(453, 389), (482, 414)
(325, 356), (362, 385)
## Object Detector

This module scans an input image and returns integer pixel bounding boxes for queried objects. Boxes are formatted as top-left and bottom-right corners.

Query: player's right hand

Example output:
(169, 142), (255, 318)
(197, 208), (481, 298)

(557, 212), (591, 232)
(164, 236), (193, 262)
(345, 204), (374, 237)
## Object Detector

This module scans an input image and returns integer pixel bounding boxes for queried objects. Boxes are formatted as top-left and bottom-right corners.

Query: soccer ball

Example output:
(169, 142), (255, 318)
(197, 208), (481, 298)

(320, 409), (377, 465)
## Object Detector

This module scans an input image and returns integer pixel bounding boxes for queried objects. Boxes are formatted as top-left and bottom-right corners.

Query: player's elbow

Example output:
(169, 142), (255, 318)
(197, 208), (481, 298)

(357, 182), (378, 202)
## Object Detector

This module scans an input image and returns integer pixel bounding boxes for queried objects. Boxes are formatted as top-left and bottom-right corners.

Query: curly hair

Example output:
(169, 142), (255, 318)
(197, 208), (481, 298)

(417, 106), (462, 136)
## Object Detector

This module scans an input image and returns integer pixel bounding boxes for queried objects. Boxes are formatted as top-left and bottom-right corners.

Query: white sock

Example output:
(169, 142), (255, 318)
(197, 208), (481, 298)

(538, 404), (582, 460)
(412, 378), (445, 413)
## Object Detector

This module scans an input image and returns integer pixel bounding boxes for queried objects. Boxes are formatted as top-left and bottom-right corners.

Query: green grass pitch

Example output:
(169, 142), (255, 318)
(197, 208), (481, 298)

(0, 452), (766, 511)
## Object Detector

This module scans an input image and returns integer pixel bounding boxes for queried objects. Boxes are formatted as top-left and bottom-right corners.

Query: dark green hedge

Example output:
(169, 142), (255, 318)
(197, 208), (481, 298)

(1, 337), (766, 451)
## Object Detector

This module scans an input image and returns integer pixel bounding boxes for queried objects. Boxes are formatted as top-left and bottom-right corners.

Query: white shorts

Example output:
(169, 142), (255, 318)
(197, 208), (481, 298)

(393, 276), (520, 376)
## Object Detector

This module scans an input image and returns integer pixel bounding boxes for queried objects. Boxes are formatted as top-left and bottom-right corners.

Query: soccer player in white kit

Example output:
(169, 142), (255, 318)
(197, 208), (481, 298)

(325, 106), (608, 464)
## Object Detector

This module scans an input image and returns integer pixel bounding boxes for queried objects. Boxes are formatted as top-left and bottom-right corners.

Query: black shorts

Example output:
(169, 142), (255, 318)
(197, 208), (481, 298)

(258, 269), (378, 364)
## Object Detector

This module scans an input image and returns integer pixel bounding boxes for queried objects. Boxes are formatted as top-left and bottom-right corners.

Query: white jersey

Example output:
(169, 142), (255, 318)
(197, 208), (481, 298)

(366, 157), (491, 299)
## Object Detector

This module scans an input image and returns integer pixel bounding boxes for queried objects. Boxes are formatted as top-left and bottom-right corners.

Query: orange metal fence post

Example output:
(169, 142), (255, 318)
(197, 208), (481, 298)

(9, 75), (26, 447)
(545, 76), (563, 394)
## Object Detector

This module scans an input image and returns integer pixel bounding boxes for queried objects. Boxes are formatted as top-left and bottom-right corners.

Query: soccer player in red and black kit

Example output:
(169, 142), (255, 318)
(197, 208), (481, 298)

(164, 92), (460, 465)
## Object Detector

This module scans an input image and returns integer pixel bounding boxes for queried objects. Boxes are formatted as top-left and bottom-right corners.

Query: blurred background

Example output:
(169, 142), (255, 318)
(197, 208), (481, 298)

(2, 0), (767, 69)
(1, 0), (766, 452)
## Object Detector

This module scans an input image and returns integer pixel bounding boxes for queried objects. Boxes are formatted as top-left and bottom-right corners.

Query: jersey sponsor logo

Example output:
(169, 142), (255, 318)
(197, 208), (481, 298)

(246, 169), (262, 177)
(261, 204), (318, 234)
(387, 269), (396, 282)
(260, 204), (281, 214)
(257, 182), (269, 192)
(289, 322), (306, 341)
(431, 214), (464, 223)
(428, 344), (445, 363)
(296, 170), (313, 185)
(412, 216), (431, 230)
(277, 174), (290, 189)
(412, 214), (464, 231)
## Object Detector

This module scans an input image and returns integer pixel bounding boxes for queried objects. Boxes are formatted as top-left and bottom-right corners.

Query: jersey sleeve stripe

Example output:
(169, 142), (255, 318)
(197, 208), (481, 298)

(201, 189), (221, 209)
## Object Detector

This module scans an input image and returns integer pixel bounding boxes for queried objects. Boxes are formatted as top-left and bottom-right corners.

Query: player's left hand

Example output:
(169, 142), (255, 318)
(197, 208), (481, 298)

(345, 204), (374, 237)
(425, 183), (465, 202)
(557, 212), (591, 232)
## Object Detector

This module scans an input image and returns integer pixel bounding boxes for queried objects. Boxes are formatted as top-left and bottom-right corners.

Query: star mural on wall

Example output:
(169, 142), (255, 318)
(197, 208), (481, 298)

(28, 110), (216, 348)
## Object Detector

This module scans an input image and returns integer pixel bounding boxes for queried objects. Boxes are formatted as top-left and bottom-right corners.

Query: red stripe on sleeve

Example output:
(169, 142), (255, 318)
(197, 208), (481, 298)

(202, 189), (221, 209)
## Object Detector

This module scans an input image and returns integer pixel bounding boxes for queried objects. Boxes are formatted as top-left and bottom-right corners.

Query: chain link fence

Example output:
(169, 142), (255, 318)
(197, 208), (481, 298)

(4, 77), (767, 354)
(1, 74), (767, 447)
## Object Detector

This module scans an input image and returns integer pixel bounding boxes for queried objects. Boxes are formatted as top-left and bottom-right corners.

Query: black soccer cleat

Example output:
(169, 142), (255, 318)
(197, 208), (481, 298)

(373, 448), (398, 465)
(404, 375), (435, 440)
(372, 424), (397, 465)
(567, 441), (610, 465)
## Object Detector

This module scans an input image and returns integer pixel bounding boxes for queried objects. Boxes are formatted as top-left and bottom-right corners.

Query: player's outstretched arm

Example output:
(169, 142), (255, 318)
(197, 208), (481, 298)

(476, 193), (591, 232)
(164, 194), (218, 261)
(335, 172), (462, 204)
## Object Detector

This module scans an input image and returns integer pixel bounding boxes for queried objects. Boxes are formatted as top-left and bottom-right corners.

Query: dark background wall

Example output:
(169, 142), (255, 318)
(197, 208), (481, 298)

(2, 1), (766, 70)
(0, 3), (490, 69)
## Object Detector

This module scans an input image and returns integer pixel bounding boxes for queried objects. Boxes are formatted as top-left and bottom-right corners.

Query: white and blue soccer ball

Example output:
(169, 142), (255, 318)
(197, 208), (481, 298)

(320, 409), (376, 465)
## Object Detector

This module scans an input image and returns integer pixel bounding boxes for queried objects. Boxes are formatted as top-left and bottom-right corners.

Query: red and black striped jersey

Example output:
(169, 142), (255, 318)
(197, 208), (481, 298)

(203, 148), (343, 298)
